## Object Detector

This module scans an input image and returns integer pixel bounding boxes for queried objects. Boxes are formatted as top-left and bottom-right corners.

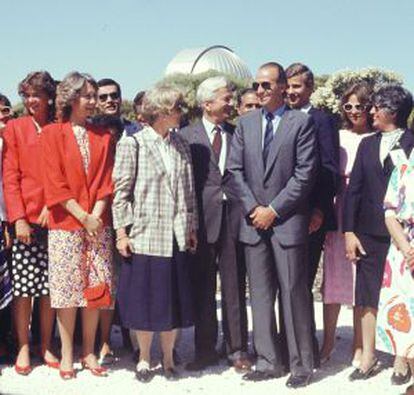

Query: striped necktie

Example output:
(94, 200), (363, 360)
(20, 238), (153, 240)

(263, 112), (274, 165)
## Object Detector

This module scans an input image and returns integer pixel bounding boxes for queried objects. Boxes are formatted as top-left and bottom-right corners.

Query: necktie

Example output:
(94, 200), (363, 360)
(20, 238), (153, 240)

(212, 126), (222, 161)
(263, 112), (274, 165)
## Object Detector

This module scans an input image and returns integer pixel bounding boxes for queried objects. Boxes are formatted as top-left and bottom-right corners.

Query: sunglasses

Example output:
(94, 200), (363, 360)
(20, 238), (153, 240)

(98, 92), (120, 102)
(252, 81), (273, 91)
(342, 103), (367, 113)
(0, 106), (11, 116)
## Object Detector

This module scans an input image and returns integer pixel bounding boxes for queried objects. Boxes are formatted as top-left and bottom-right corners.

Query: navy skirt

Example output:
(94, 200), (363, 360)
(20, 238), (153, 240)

(117, 249), (194, 331)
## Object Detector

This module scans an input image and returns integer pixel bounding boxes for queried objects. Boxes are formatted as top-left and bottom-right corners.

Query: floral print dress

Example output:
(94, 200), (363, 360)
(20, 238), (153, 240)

(376, 147), (414, 357)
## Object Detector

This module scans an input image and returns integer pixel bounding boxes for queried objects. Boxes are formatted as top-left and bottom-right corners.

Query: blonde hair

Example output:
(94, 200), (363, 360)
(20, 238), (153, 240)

(56, 71), (97, 122)
(141, 84), (186, 125)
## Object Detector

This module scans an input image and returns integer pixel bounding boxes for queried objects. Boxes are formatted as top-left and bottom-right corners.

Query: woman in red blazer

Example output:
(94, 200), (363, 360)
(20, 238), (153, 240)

(42, 72), (114, 380)
(3, 71), (59, 375)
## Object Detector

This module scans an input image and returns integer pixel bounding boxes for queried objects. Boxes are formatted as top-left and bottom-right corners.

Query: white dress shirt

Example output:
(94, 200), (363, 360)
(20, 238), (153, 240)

(261, 105), (287, 149)
(202, 117), (227, 175)
(300, 103), (312, 114)
(380, 128), (404, 166)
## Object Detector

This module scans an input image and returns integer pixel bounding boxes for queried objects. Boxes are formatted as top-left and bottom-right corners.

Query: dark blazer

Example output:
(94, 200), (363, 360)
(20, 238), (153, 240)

(343, 129), (414, 237)
(224, 108), (318, 247)
(180, 120), (239, 243)
(308, 107), (339, 231)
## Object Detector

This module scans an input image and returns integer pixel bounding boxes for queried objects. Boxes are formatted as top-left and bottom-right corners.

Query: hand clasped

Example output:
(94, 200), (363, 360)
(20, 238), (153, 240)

(250, 206), (277, 230)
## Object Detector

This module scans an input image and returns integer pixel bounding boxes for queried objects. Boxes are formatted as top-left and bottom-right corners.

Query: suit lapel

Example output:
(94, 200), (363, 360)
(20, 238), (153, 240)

(64, 123), (88, 189)
(142, 128), (174, 195)
(371, 133), (384, 178)
(193, 121), (220, 170)
(400, 129), (414, 158)
(247, 110), (265, 179)
(264, 110), (291, 180)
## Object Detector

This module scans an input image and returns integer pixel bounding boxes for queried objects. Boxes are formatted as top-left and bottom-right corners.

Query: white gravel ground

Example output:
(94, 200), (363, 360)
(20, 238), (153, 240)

(0, 302), (405, 395)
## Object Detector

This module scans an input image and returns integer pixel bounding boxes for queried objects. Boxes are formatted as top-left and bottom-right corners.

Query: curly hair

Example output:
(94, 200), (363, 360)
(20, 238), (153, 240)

(340, 82), (373, 130)
(56, 71), (97, 122)
(18, 71), (56, 121)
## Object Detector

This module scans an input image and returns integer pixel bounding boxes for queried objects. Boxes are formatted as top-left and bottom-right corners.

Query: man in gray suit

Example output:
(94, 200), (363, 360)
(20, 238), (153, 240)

(181, 76), (250, 373)
(224, 62), (317, 388)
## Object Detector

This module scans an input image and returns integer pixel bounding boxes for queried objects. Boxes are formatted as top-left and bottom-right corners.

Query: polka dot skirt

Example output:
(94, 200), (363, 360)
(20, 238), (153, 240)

(11, 240), (49, 297)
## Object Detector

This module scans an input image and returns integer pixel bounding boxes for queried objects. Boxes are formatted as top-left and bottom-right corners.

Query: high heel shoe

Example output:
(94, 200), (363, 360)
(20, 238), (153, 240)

(80, 358), (108, 377)
(14, 364), (33, 376)
(59, 369), (76, 380)
(44, 358), (60, 369)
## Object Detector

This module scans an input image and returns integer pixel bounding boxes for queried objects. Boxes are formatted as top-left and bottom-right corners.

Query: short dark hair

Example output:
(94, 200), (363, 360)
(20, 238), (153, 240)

(133, 90), (146, 107)
(259, 62), (287, 84)
(285, 63), (314, 88)
(97, 78), (122, 98)
(0, 93), (11, 107)
(340, 83), (373, 130)
(237, 88), (256, 106)
(372, 84), (413, 129)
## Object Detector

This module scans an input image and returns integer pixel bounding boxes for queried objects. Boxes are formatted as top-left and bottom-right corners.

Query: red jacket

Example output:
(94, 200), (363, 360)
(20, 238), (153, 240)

(41, 122), (114, 231)
(3, 116), (46, 224)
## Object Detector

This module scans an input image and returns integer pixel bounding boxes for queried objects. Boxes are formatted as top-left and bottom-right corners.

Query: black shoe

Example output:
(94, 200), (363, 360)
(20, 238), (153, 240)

(135, 369), (153, 383)
(286, 374), (312, 388)
(391, 368), (411, 386)
(164, 367), (180, 381)
(242, 369), (284, 382)
(186, 355), (219, 371)
(349, 359), (380, 381)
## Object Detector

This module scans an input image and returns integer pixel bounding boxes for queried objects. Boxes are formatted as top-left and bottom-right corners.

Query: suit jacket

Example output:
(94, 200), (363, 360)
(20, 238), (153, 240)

(3, 116), (46, 224)
(343, 129), (414, 237)
(180, 120), (240, 244)
(41, 122), (114, 231)
(112, 126), (198, 257)
(308, 107), (339, 231)
(224, 108), (318, 247)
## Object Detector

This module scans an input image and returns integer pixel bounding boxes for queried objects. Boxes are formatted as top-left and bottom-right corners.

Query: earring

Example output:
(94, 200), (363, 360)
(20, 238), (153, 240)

(48, 99), (53, 105)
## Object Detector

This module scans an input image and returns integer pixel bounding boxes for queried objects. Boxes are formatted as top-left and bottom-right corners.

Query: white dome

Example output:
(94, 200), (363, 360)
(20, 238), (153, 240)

(165, 45), (252, 80)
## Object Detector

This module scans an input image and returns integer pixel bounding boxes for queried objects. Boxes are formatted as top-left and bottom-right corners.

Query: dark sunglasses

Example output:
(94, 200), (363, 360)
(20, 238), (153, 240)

(342, 103), (367, 113)
(252, 81), (272, 91)
(98, 92), (120, 102)
(0, 106), (11, 116)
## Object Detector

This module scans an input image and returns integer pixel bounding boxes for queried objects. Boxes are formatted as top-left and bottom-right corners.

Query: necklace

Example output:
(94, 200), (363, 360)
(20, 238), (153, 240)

(32, 118), (42, 135)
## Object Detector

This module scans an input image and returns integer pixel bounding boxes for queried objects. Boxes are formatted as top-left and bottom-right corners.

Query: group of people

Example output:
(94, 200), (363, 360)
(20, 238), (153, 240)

(0, 61), (413, 392)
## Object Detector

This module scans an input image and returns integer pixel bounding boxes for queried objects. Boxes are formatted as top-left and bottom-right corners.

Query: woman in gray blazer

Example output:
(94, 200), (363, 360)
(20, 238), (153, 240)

(112, 84), (198, 382)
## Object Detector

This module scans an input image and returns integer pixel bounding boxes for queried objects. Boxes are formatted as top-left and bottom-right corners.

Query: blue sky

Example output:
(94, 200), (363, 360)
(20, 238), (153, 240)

(2, 0), (414, 103)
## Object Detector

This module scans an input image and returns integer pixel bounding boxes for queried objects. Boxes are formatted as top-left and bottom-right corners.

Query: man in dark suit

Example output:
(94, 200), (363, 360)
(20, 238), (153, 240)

(285, 63), (339, 366)
(224, 62), (317, 388)
(180, 76), (250, 372)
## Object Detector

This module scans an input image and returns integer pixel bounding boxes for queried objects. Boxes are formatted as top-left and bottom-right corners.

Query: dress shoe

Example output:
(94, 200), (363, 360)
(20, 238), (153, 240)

(349, 359), (380, 381)
(135, 368), (153, 383)
(229, 357), (252, 373)
(14, 364), (32, 376)
(186, 355), (219, 371)
(98, 351), (118, 366)
(242, 369), (284, 382)
(285, 374), (312, 388)
(164, 367), (180, 381)
(80, 358), (108, 377)
(59, 369), (76, 380)
(391, 367), (411, 385)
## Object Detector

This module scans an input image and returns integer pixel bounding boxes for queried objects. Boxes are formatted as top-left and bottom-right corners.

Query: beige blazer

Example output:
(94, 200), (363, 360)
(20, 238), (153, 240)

(112, 126), (198, 257)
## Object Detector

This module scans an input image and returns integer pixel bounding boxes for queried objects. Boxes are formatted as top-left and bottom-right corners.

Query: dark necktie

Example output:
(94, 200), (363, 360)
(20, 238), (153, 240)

(263, 112), (274, 165)
(212, 126), (222, 162)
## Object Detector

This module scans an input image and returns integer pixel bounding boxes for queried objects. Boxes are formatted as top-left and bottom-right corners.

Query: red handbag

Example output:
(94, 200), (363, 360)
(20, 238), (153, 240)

(83, 249), (112, 309)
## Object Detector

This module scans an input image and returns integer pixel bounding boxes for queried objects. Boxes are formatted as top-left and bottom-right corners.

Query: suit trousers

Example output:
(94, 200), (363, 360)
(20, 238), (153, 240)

(244, 235), (314, 375)
(191, 203), (248, 360)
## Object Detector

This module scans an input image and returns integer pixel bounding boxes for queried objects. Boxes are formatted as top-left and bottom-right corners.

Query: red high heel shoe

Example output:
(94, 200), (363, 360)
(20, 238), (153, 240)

(80, 358), (108, 377)
(44, 358), (60, 369)
(14, 364), (33, 376)
(59, 369), (76, 380)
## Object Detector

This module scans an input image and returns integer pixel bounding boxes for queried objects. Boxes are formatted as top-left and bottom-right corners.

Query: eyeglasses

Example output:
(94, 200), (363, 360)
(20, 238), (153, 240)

(98, 92), (120, 102)
(342, 103), (367, 113)
(0, 106), (11, 116)
(252, 81), (273, 91)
